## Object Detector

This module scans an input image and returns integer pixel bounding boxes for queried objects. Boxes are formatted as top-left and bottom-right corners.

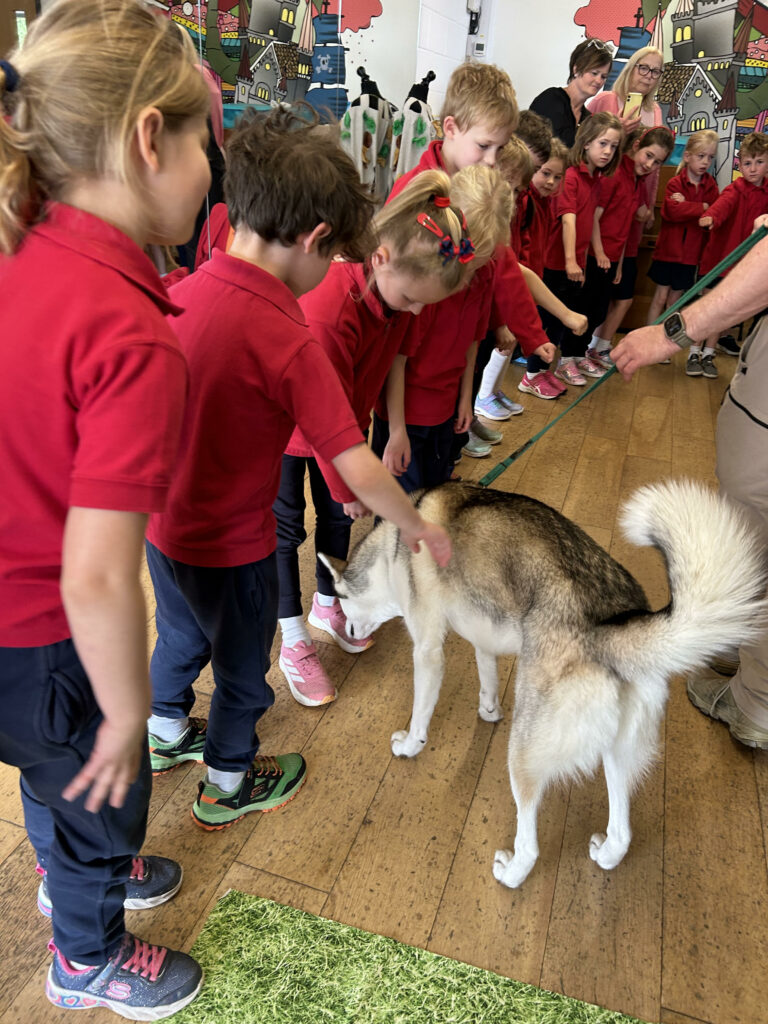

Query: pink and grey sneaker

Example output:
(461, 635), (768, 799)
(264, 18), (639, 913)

(586, 347), (614, 370)
(577, 355), (609, 378)
(308, 594), (374, 654)
(279, 640), (337, 707)
(518, 372), (562, 400)
(554, 360), (587, 386)
(543, 370), (567, 395)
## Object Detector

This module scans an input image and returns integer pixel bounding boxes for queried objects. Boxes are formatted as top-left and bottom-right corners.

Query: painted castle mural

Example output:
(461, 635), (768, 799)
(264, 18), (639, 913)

(575, 0), (768, 184)
(153, 1), (383, 122)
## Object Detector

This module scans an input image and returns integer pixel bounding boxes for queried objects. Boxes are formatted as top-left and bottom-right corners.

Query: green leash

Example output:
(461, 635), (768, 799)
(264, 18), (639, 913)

(478, 225), (768, 488)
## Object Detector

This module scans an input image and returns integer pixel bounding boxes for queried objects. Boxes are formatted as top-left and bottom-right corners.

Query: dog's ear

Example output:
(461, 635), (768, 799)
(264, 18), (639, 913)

(317, 552), (347, 585)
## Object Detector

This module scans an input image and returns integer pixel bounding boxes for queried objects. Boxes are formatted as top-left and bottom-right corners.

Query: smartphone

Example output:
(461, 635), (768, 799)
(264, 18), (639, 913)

(622, 92), (643, 120)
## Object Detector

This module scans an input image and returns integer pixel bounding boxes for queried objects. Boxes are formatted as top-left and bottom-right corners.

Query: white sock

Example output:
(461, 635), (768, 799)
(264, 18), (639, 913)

(559, 356), (575, 366)
(526, 369), (544, 379)
(315, 592), (336, 608)
(280, 615), (311, 649)
(590, 334), (610, 353)
(477, 348), (511, 401)
(206, 768), (245, 792)
(68, 959), (98, 971)
(702, 346), (716, 357)
(689, 345), (702, 355)
(147, 715), (189, 743)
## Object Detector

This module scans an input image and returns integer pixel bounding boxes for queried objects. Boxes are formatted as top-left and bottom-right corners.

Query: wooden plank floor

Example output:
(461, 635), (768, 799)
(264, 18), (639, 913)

(1, 350), (766, 1024)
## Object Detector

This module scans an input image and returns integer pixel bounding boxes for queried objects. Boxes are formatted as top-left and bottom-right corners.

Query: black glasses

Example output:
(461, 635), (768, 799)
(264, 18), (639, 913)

(636, 63), (662, 79)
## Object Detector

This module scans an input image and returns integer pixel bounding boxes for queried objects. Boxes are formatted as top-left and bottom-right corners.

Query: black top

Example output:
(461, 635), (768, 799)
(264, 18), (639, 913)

(529, 87), (591, 148)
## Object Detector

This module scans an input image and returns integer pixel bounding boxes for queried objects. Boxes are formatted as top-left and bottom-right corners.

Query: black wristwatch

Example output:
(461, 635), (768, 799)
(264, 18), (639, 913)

(663, 311), (693, 349)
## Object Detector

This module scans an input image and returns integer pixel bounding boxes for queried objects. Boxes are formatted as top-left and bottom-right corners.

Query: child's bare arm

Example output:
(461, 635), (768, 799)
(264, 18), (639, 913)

(455, 341), (477, 434)
(59, 508), (151, 814)
(519, 263), (588, 335)
(591, 208), (609, 269)
(381, 354), (410, 477)
(562, 213), (583, 282)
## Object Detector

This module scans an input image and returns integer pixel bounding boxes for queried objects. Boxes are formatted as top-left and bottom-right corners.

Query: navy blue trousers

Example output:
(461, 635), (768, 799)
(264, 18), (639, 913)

(146, 543), (278, 772)
(0, 640), (149, 963)
(273, 454), (353, 619)
(371, 412), (455, 493)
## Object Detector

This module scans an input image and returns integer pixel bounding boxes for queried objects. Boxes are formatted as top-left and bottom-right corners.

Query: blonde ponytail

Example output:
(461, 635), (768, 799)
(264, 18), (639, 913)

(0, 0), (209, 254)
(374, 166), (511, 292)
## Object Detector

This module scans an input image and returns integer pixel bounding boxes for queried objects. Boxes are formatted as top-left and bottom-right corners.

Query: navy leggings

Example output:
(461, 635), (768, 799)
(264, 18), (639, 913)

(0, 640), (149, 963)
(371, 412), (455, 493)
(146, 543), (278, 773)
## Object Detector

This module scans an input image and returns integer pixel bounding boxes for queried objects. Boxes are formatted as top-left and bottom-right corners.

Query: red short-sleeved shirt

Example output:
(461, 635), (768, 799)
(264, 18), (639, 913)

(546, 162), (602, 271)
(287, 261), (412, 503)
(374, 260), (495, 427)
(594, 154), (645, 262)
(654, 171), (719, 266)
(490, 245), (550, 354)
(0, 203), (188, 647)
(146, 252), (363, 567)
(699, 177), (768, 277)
(519, 186), (554, 278)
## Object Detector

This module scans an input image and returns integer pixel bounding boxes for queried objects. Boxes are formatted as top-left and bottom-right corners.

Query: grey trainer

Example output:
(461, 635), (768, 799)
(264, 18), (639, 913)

(687, 674), (768, 750)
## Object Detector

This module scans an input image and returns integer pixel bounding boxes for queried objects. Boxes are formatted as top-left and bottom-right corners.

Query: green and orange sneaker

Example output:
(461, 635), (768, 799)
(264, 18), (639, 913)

(149, 718), (207, 775)
(191, 754), (307, 831)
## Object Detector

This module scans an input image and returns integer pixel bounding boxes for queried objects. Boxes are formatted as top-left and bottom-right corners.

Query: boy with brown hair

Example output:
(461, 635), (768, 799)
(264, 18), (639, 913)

(145, 107), (451, 829)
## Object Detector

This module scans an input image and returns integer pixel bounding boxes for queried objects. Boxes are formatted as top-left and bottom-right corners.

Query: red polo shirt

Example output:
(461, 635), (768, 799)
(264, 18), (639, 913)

(146, 251), (363, 567)
(699, 176), (768, 277)
(519, 185), (553, 278)
(546, 162), (603, 271)
(390, 139), (444, 198)
(490, 245), (550, 354)
(594, 155), (645, 262)
(287, 261), (413, 503)
(0, 203), (188, 647)
(654, 171), (720, 266)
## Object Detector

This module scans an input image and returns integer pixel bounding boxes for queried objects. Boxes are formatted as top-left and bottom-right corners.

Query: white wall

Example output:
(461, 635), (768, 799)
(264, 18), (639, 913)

(342, 0), (419, 109)
(489, 0), (587, 108)
(416, 0), (471, 116)
(415, 0), (588, 114)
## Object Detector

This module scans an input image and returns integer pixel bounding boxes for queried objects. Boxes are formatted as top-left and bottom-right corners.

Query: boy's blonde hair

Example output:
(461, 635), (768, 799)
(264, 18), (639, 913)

(373, 167), (510, 292)
(677, 129), (719, 172)
(612, 46), (664, 113)
(450, 164), (513, 264)
(496, 137), (535, 190)
(0, 0), (210, 254)
(441, 62), (518, 137)
(739, 131), (768, 160)
(571, 112), (623, 175)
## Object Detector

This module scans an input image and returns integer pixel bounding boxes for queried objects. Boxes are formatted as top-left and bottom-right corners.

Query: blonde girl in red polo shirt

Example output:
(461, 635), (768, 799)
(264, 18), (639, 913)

(542, 112), (622, 386)
(0, 1), (211, 1017)
(275, 168), (482, 707)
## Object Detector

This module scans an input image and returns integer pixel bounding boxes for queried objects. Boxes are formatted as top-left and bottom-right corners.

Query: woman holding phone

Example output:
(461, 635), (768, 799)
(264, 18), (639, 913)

(587, 46), (665, 129)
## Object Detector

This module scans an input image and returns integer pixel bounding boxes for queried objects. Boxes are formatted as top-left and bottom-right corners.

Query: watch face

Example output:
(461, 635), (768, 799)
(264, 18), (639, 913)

(665, 312), (683, 337)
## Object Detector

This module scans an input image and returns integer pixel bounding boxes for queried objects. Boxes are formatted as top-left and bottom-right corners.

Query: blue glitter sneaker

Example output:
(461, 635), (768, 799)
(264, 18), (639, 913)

(37, 856), (183, 917)
(46, 933), (202, 1020)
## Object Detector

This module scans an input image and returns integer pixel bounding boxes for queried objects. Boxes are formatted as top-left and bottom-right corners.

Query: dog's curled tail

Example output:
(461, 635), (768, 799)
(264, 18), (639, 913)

(612, 479), (767, 678)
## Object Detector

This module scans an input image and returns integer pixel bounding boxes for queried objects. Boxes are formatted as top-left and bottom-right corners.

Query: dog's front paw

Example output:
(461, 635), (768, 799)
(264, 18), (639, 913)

(391, 730), (426, 757)
(492, 848), (535, 889)
(589, 832), (629, 870)
(478, 700), (503, 723)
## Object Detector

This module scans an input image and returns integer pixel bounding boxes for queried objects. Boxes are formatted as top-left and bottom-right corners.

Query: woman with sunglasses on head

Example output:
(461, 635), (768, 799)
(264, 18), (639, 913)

(530, 38), (613, 147)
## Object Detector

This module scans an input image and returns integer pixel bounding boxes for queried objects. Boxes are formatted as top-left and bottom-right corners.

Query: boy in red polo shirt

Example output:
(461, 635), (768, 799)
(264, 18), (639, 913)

(145, 108), (451, 830)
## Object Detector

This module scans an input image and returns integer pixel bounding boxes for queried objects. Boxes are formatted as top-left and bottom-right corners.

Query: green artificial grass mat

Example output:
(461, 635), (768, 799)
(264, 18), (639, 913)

(174, 889), (651, 1024)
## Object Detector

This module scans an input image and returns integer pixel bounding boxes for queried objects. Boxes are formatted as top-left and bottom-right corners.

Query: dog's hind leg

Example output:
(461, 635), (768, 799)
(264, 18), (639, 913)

(391, 635), (445, 758)
(475, 647), (503, 723)
(589, 693), (662, 871)
(493, 738), (544, 889)
(589, 749), (633, 870)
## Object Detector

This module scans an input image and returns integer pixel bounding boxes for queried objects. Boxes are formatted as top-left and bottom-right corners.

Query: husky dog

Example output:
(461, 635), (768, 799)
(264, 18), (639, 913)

(319, 480), (767, 889)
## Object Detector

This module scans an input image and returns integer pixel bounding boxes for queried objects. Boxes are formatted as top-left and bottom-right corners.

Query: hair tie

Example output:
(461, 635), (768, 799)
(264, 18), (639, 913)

(432, 195), (451, 208)
(0, 60), (20, 95)
(457, 238), (475, 264)
(417, 211), (476, 266)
